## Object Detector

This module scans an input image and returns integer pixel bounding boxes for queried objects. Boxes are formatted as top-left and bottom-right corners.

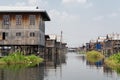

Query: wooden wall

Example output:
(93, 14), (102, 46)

(0, 12), (45, 46)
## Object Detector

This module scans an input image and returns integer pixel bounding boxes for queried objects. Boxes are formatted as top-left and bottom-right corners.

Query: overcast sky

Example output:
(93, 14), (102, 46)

(0, 0), (120, 47)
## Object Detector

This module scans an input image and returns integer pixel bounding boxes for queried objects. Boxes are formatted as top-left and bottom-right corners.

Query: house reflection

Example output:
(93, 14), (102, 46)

(86, 59), (115, 77)
(0, 65), (44, 80)
(44, 52), (66, 69)
(0, 51), (67, 80)
(86, 60), (104, 68)
(103, 65), (114, 76)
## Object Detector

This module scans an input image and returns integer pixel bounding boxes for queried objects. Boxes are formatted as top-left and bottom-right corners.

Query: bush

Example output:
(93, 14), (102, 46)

(0, 51), (43, 65)
(25, 55), (43, 64)
(86, 50), (104, 62)
(104, 53), (120, 74)
(105, 53), (120, 68)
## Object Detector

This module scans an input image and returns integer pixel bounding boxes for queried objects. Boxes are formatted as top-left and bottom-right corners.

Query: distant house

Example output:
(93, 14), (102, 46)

(45, 34), (67, 60)
(86, 33), (120, 55)
(45, 35), (57, 59)
(103, 33), (120, 55)
(96, 36), (106, 51)
(0, 7), (50, 55)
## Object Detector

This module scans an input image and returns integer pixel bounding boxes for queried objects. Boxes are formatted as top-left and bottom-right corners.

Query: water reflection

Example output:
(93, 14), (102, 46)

(0, 65), (44, 80)
(44, 53), (120, 80)
(86, 60), (104, 67)
(44, 53), (66, 69)
(86, 55), (119, 78)
(1, 53), (120, 80)
(0, 53), (66, 80)
(103, 65), (114, 76)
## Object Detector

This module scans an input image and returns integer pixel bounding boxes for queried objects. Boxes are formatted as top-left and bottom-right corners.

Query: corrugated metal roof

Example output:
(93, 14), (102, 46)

(97, 36), (106, 42)
(47, 34), (62, 42)
(49, 35), (57, 40)
(0, 6), (50, 21)
(90, 40), (96, 43)
(0, 6), (44, 11)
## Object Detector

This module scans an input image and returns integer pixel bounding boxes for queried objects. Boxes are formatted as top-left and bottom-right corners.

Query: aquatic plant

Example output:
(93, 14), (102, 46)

(0, 51), (43, 65)
(86, 50), (104, 62)
(105, 53), (120, 68)
(104, 53), (120, 74)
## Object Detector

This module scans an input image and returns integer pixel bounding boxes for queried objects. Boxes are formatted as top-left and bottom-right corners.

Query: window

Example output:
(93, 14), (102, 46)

(2, 32), (8, 40)
(5, 32), (8, 37)
(30, 32), (35, 37)
(16, 15), (22, 25)
(29, 15), (36, 25)
(16, 32), (21, 37)
(3, 15), (10, 25)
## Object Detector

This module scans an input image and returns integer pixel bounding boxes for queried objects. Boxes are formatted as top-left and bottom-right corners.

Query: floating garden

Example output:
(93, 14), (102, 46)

(86, 50), (120, 74)
(0, 51), (43, 65)
(105, 53), (120, 73)
(86, 50), (105, 62)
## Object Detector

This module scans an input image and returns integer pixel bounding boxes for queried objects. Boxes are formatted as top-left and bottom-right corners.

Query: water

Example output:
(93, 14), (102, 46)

(0, 52), (120, 80)
(44, 52), (120, 80)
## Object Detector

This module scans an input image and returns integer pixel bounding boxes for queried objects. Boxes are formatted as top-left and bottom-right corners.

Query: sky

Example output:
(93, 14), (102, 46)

(0, 0), (120, 47)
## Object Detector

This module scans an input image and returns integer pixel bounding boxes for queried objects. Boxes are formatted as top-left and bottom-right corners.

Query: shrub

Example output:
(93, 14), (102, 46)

(86, 50), (104, 62)
(105, 53), (120, 68)
(104, 53), (120, 74)
(0, 51), (43, 65)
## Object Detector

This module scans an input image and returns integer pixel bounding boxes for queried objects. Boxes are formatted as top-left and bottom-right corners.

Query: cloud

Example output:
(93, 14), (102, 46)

(14, 0), (48, 9)
(14, 2), (26, 6)
(93, 12), (118, 21)
(84, 3), (93, 8)
(62, 0), (93, 9)
(47, 9), (81, 46)
(62, 0), (87, 4)
(93, 16), (104, 21)
(49, 9), (80, 23)
(107, 12), (118, 18)
(27, 0), (38, 6)
(28, 0), (48, 8)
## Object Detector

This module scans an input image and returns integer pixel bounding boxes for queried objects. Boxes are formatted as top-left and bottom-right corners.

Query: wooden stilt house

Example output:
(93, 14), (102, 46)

(0, 7), (50, 56)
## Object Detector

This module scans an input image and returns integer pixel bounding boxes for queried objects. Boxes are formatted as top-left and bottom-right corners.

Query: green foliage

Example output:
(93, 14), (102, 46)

(105, 53), (120, 67)
(105, 53), (120, 74)
(0, 51), (43, 65)
(86, 50), (104, 62)
(25, 55), (43, 64)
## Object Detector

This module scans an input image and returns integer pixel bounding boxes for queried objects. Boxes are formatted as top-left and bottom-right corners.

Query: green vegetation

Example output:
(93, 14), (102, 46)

(105, 53), (120, 68)
(105, 53), (120, 74)
(0, 51), (43, 65)
(86, 50), (104, 62)
(79, 51), (86, 54)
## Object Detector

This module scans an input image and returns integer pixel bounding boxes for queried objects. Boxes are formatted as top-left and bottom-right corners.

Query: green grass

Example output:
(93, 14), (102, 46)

(0, 51), (43, 65)
(86, 50), (104, 62)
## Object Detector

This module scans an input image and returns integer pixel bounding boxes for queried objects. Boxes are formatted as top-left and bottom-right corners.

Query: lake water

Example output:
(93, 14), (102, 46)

(1, 52), (120, 80)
